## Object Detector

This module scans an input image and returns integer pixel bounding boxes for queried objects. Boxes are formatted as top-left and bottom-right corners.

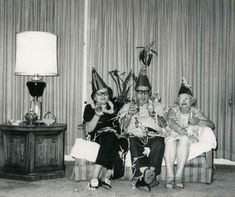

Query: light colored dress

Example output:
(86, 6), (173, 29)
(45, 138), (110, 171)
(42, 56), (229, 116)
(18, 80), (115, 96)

(165, 105), (217, 161)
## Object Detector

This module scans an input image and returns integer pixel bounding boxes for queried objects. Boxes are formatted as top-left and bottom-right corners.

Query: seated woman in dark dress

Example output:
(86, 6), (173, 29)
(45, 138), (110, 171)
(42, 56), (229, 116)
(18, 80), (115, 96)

(84, 68), (128, 190)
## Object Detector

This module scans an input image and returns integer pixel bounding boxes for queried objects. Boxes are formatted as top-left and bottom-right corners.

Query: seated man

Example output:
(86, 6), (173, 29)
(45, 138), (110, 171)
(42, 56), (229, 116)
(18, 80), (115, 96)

(164, 78), (216, 189)
(119, 71), (166, 192)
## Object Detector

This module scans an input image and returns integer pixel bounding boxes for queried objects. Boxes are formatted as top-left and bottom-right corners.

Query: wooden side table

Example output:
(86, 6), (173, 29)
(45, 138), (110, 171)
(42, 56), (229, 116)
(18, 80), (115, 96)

(0, 123), (67, 181)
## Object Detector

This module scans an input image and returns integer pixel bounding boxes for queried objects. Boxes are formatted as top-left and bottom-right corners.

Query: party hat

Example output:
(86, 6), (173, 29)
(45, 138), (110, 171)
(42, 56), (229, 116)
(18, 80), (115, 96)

(92, 68), (108, 92)
(178, 77), (193, 96)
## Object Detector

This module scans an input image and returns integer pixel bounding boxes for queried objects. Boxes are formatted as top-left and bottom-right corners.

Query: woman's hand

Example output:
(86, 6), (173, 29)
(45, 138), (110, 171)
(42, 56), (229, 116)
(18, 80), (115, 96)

(95, 106), (104, 116)
(85, 134), (91, 141)
(102, 100), (114, 114)
(180, 127), (188, 136)
(188, 117), (199, 125)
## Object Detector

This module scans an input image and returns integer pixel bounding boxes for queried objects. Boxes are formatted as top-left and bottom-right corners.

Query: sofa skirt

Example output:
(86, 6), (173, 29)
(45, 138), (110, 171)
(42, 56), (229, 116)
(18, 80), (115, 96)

(71, 151), (213, 184)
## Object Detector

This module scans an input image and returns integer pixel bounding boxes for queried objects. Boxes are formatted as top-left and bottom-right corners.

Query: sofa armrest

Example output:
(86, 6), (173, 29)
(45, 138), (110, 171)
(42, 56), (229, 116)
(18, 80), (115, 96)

(77, 124), (87, 138)
(205, 149), (213, 168)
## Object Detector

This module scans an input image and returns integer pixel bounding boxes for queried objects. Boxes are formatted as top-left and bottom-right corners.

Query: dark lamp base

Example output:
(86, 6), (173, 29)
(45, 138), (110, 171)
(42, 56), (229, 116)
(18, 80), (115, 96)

(27, 81), (46, 97)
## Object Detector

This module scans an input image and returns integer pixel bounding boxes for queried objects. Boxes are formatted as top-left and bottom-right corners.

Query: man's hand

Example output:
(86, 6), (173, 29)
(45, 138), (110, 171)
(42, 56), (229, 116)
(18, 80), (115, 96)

(143, 147), (150, 157)
(128, 103), (138, 116)
(157, 115), (167, 128)
(130, 127), (147, 138)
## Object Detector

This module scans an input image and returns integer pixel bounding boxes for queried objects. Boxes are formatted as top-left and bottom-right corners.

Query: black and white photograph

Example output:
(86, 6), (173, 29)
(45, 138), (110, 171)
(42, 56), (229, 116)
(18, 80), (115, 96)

(0, 0), (234, 196)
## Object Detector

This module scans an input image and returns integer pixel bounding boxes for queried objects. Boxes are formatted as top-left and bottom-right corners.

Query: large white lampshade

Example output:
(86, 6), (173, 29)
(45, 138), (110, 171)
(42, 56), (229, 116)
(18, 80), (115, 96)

(15, 31), (58, 76)
(15, 31), (58, 120)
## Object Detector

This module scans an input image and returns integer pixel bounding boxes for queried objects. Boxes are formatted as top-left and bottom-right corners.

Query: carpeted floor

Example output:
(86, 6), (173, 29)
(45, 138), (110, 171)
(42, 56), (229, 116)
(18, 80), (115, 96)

(0, 164), (235, 197)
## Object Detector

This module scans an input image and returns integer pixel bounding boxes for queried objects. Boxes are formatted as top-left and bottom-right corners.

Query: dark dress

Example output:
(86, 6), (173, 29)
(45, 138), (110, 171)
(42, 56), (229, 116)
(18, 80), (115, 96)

(83, 102), (128, 171)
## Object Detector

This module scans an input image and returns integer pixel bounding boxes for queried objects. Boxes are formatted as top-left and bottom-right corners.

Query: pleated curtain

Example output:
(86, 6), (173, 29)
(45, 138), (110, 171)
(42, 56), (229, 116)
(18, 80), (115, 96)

(86, 0), (235, 160)
(0, 0), (234, 160)
(0, 0), (85, 154)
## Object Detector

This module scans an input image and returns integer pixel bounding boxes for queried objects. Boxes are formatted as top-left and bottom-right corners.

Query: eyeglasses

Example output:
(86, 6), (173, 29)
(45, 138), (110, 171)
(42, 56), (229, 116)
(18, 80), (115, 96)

(136, 90), (150, 96)
(96, 91), (109, 96)
(178, 97), (191, 101)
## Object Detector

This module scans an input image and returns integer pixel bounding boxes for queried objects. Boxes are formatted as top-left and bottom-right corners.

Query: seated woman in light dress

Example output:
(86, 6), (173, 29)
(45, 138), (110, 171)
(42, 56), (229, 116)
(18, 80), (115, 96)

(164, 78), (216, 189)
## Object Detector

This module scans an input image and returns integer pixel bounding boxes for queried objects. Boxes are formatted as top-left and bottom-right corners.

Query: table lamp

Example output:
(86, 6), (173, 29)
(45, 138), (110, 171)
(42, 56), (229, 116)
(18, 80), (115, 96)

(15, 31), (58, 119)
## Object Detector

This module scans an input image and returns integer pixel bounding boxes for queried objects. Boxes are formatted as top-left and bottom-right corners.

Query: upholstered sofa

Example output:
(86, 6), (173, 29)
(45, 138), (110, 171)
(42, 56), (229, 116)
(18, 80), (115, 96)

(71, 125), (214, 184)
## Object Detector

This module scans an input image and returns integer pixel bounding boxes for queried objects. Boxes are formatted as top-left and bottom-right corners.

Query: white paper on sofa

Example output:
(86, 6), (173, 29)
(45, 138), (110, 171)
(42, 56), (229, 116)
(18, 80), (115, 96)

(70, 138), (100, 162)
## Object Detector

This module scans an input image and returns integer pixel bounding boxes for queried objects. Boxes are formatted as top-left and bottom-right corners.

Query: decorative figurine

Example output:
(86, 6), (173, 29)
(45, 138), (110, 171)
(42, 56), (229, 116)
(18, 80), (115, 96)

(25, 108), (38, 125)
